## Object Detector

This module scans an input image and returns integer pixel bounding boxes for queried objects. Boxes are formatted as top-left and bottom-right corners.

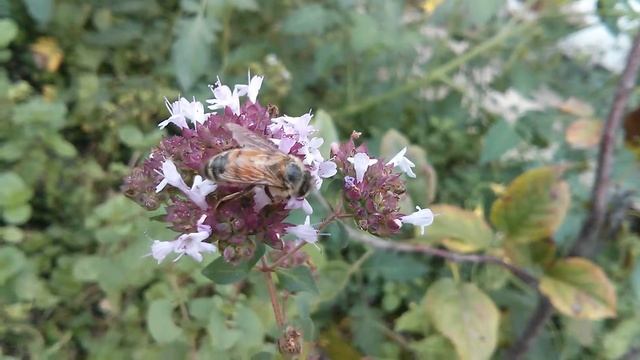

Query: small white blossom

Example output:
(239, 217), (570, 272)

(386, 147), (416, 178)
(158, 97), (190, 129)
(286, 197), (313, 215)
(300, 137), (324, 165)
(347, 152), (378, 183)
(270, 112), (315, 141)
(286, 215), (318, 244)
(156, 159), (189, 193)
(253, 186), (271, 212)
(206, 78), (241, 115)
(235, 71), (264, 103)
(270, 137), (297, 154)
(156, 160), (216, 210)
(150, 215), (216, 263)
(317, 160), (337, 178)
(400, 206), (435, 235)
(184, 98), (207, 126)
(187, 176), (217, 210)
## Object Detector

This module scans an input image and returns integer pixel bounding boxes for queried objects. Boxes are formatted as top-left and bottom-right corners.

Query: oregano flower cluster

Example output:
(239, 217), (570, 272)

(123, 73), (434, 265)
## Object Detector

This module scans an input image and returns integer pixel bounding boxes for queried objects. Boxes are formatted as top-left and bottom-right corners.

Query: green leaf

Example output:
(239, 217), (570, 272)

(201, 243), (265, 284)
(278, 266), (318, 294)
(0, 246), (27, 285)
(394, 304), (428, 334)
(45, 134), (77, 158)
(424, 278), (499, 360)
(2, 204), (32, 225)
(602, 317), (640, 359)
(0, 19), (18, 48)
(12, 99), (67, 129)
(539, 257), (616, 320)
(23, 0), (53, 25)
(480, 120), (520, 164)
(312, 109), (339, 159)
(410, 335), (457, 359)
(0, 172), (33, 208)
(418, 204), (493, 252)
(349, 13), (380, 53)
(490, 166), (570, 243)
(282, 4), (336, 35)
(72, 256), (104, 282)
(172, 14), (218, 90)
(147, 299), (183, 343)
(362, 251), (428, 282)
(118, 124), (145, 147)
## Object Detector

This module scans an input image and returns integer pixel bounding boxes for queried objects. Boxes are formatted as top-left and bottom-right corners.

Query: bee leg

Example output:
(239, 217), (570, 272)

(214, 186), (256, 210)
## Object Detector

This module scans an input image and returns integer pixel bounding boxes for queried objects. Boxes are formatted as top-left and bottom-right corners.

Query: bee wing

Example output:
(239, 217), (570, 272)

(214, 150), (287, 189)
(225, 123), (278, 151)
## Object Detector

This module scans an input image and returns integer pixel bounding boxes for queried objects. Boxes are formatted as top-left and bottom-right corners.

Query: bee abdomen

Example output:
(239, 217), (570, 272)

(206, 152), (229, 181)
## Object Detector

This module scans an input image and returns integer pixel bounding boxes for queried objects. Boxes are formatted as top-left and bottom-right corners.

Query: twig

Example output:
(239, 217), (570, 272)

(261, 258), (285, 328)
(508, 29), (640, 359)
(342, 224), (538, 288)
(571, 30), (640, 257)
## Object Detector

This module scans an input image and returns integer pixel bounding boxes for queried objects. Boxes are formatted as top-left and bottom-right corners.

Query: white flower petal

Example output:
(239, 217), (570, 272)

(151, 240), (177, 264)
(318, 160), (337, 178)
(347, 152), (378, 183)
(386, 147), (416, 178)
(400, 206), (435, 235)
(286, 197), (313, 215)
(253, 186), (272, 212)
(286, 215), (318, 243)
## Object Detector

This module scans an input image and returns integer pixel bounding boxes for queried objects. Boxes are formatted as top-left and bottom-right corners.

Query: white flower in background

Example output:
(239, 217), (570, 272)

(347, 152), (378, 183)
(286, 197), (313, 215)
(158, 97), (190, 129)
(253, 186), (272, 212)
(150, 215), (216, 263)
(235, 71), (264, 103)
(206, 78), (241, 115)
(286, 215), (318, 244)
(386, 147), (416, 178)
(155, 160), (216, 210)
(400, 206), (435, 235)
(482, 89), (544, 124)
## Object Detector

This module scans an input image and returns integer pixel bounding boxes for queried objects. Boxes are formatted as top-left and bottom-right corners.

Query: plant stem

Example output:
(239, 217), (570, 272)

(261, 258), (285, 328)
(341, 223), (538, 288)
(508, 29), (640, 358)
(334, 20), (533, 117)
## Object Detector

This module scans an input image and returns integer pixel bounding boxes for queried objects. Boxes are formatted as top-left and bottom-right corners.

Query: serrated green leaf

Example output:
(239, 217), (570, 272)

(424, 278), (499, 360)
(490, 166), (570, 243)
(147, 299), (183, 343)
(201, 243), (265, 284)
(278, 266), (318, 294)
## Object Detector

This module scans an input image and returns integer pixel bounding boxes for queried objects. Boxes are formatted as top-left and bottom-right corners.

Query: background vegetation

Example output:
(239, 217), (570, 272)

(2, 0), (640, 358)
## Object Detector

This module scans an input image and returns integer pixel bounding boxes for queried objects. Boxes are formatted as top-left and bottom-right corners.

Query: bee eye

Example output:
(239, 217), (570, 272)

(296, 171), (312, 197)
(285, 163), (302, 184)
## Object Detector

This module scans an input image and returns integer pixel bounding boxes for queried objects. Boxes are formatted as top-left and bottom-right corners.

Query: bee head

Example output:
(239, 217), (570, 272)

(285, 162), (313, 198)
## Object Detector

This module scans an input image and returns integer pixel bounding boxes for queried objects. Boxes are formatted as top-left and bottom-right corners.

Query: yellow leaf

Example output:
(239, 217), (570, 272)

(424, 279), (499, 360)
(557, 97), (594, 117)
(419, 204), (494, 253)
(565, 119), (603, 149)
(30, 37), (63, 73)
(539, 258), (617, 320)
(490, 166), (570, 243)
(422, 0), (445, 14)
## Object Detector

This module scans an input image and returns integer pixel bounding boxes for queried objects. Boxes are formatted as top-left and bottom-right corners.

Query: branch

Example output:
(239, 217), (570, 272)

(342, 224), (538, 288)
(571, 30), (640, 257)
(508, 29), (640, 358)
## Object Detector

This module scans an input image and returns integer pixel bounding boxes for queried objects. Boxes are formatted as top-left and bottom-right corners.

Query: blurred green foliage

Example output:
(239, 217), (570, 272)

(2, 0), (640, 358)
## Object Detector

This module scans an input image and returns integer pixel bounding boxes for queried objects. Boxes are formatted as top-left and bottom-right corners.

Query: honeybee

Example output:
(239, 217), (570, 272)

(204, 123), (313, 205)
